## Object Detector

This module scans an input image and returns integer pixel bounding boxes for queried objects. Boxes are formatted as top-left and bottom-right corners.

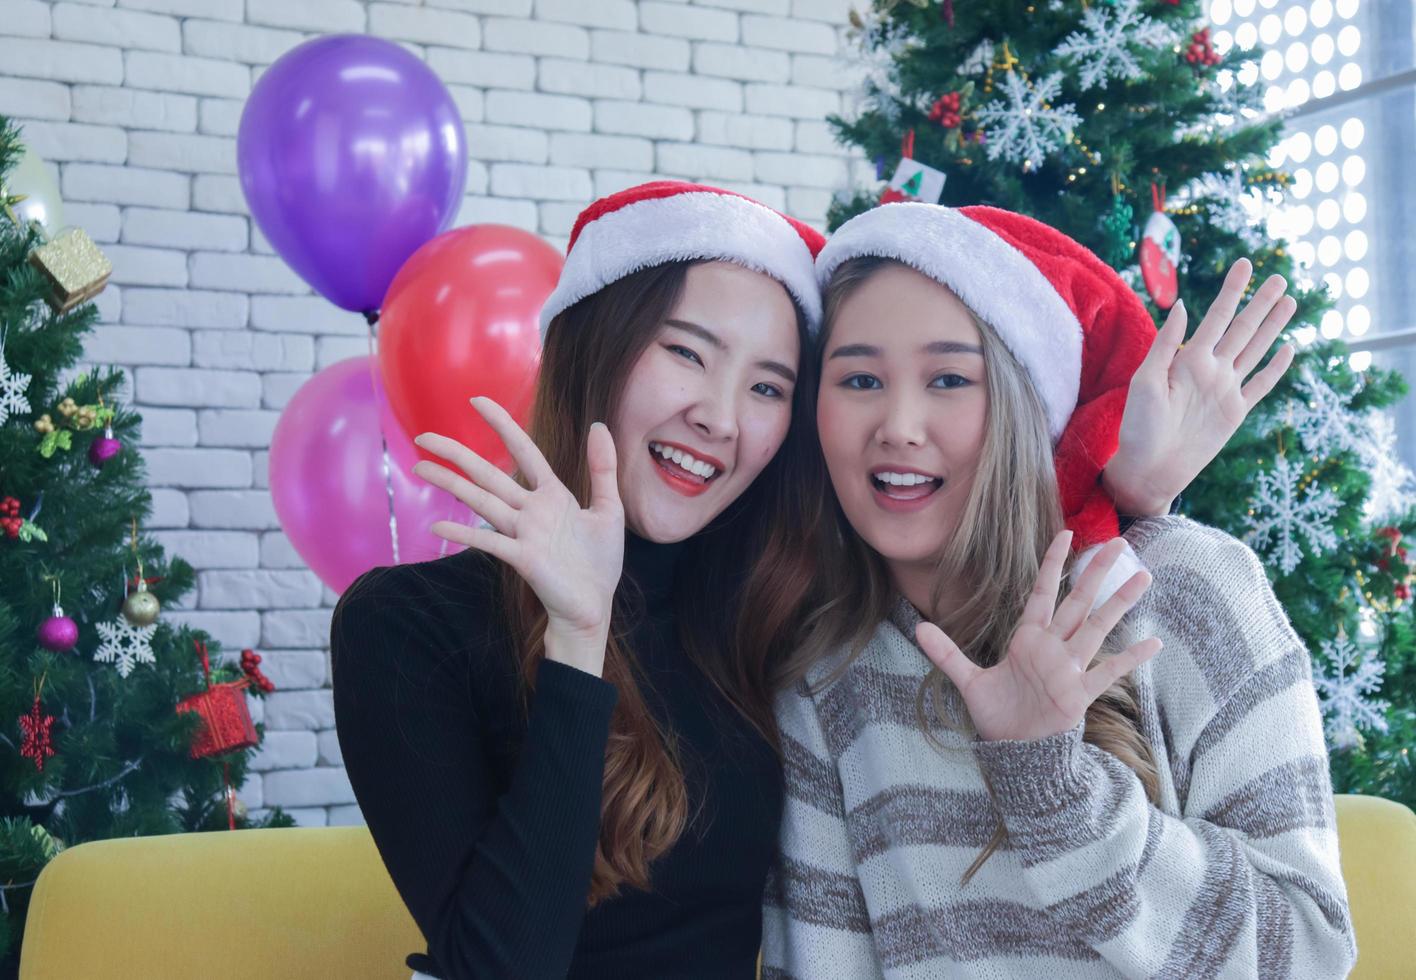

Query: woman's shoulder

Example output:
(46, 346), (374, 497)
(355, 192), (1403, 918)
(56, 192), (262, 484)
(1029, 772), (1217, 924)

(331, 548), (515, 687)
(1121, 516), (1308, 709)
(1122, 514), (1266, 573)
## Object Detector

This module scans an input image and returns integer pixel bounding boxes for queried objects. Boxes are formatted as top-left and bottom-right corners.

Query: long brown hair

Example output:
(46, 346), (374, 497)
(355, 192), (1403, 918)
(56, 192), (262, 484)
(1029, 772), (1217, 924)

(781, 256), (1159, 882)
(504, 260), (823, 905)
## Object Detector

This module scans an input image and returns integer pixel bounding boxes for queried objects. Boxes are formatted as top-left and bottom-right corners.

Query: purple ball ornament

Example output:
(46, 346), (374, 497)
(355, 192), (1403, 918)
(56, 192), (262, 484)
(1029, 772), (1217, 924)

(88, 425), (121, 468)
(38, 604), (79, 653)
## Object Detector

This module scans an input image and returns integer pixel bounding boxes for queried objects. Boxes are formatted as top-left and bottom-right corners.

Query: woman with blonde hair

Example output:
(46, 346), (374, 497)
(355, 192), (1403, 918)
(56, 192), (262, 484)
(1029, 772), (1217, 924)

(764, 203), (1354, 978)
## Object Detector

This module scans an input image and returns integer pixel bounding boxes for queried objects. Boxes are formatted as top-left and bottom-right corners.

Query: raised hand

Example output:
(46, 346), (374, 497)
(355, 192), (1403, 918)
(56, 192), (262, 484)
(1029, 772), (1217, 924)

(1105, 258), (1298, 517)
(915, 532), (1163, 743)
(412, 397), (625, 677)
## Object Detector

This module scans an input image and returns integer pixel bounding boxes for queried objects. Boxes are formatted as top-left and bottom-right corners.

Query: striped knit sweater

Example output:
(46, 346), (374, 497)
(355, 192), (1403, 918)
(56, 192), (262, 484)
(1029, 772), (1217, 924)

(762, 516), (1356, 979)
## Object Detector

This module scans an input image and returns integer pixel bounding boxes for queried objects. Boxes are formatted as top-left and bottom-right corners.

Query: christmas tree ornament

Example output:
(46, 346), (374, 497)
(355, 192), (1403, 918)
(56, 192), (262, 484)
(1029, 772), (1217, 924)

(1313, 635), (1389, 750)
(94, 614), (157, 678)
(1, 494), (47, 543)
(122, 577), (160, 627)
(176, 641), (259, 760)
(1099, 190), (1134, 268)
(37, 578), (79, 654)
(37, 607), (78, 653)
(880, 131), (948, 205)
(1, 495), (20, 539)
(1138, 182), (1181, 308)
(1243, 454), (1342, 575)
(73, 404), (97, 429)
(240, 649), (277, 694)
(87, 424), (121, 468)
(120, 517), (161, 626)
(28, 227), (112, 314)
(55, 396), (77, 419)
(0, 333), (33, 425)
(18, 678), (57, 774)
(1055, 0), (1177, 91)
(1185, 27), (1221, 71)
(928, 91), (963, 128)
(975, 70), (1082, 171)
(30, 823), (63, 859)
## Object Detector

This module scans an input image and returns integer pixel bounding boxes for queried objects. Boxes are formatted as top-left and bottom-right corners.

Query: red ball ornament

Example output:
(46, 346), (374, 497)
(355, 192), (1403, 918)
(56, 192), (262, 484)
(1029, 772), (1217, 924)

(38, 604), (80, 653)
(88, 425), (122, 468)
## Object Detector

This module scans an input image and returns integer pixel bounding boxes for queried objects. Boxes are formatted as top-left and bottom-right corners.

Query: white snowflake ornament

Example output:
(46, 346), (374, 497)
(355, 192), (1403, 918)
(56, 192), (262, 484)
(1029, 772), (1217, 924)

(1244, 454), (1341, 575)
(1290, 364), (1364, 457)
(975, 71), (1082, 171)
(94, 615), (157, 678)
(0, 341), (32, 425)
(1312, 636), (1389, 750)
(1055, 0), (1177, 91)
(1360, 413), (1416, 521)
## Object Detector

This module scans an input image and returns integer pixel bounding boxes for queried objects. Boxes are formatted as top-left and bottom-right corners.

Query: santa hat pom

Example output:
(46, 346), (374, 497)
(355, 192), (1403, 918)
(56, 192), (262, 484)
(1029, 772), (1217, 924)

(540, 181), (826, 335)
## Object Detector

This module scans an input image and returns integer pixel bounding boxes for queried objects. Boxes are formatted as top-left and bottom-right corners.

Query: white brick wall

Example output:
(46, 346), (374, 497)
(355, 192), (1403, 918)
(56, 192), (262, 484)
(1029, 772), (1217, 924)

(0, 0), (863, 827)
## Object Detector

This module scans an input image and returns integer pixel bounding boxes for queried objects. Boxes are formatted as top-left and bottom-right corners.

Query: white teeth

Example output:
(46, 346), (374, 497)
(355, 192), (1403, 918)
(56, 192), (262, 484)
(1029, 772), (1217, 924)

(650, 442), (717, 479)
(875, 471), (936, 487)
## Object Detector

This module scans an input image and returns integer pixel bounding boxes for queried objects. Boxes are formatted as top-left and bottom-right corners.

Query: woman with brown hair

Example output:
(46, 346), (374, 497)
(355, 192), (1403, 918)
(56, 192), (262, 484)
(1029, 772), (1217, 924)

(763, 203), (1354, 978)
(332, 181), (828, 980)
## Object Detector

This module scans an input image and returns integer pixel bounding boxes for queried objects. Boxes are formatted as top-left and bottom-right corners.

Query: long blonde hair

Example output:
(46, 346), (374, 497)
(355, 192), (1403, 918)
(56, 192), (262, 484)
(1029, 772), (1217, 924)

(781, 255), (1159, 882)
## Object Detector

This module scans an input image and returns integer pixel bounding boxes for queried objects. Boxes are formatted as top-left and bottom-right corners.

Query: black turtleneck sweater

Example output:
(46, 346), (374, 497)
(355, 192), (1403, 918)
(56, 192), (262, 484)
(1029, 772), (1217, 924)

(330, 533), (783, 980)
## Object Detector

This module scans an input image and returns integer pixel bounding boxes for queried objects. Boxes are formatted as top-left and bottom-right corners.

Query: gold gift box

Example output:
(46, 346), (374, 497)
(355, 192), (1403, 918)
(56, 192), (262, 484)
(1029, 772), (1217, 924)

(29, 228), (113, 313)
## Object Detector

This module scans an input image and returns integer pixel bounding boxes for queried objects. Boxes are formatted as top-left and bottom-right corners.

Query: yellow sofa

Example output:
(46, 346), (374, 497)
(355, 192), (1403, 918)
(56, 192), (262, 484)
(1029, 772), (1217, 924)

(19, 795), (1416, 979)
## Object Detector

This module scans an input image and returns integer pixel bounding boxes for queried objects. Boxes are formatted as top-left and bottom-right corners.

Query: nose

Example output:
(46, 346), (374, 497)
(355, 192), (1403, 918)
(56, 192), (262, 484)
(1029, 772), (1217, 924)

(683, 380), (738, 443)
(875, 387), (926, 449)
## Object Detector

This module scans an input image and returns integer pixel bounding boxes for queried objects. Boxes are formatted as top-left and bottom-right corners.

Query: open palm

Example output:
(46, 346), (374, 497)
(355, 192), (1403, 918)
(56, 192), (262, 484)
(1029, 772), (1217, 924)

(412, 398), (625, 642)
(916, 534), (1163, 743)
(1106, 258), (1298, 517)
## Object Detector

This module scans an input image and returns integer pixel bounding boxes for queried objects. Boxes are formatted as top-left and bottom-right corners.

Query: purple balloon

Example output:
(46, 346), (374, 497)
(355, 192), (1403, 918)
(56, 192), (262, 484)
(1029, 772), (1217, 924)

(270, 356), (472, 594)
(237, 35), (467, 313)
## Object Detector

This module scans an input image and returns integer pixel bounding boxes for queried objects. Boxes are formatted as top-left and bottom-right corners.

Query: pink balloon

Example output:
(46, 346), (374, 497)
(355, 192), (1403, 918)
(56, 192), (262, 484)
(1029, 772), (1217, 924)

(270, 356), (472, 594)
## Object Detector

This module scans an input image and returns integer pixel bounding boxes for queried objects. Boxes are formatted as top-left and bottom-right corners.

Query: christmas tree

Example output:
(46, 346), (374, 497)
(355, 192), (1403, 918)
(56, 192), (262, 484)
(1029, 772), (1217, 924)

(0, 117), (291, 971)
(830, 1), (1415, 806)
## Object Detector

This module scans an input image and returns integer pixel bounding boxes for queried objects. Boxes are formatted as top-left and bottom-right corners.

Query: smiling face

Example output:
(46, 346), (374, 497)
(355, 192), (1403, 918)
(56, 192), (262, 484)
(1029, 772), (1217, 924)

(816, 262), (989, 573)
(611, 260), (802, 543)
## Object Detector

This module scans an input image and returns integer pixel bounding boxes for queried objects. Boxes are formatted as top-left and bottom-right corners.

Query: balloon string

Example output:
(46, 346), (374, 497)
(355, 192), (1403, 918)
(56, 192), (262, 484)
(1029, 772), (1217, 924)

(363, 315), (400, 566)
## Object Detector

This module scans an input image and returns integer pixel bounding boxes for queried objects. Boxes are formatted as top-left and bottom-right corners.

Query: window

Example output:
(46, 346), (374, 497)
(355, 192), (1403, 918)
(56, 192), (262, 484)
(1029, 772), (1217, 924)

(1210, 0), (1416, 469)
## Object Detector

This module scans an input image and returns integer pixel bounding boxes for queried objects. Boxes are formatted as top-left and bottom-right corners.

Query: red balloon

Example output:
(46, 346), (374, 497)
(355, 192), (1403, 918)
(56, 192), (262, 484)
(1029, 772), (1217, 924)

(378, 225), (560, 470)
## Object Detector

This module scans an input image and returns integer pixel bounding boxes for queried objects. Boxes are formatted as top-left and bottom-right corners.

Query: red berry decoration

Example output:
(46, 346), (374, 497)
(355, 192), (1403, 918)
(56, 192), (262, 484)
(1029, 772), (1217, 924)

(1, 496), (21, 539)
(240, 649), (277, 694)
(1186, 28), (1221, 69)
(928, 92), (963, 129)
(1396, 583), (1411, 602)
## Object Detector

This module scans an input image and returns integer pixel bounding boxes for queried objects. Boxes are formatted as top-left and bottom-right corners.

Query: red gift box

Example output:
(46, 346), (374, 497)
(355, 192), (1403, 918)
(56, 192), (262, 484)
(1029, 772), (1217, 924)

(177, 640), (258, 759)
(176, 678), (258, 759)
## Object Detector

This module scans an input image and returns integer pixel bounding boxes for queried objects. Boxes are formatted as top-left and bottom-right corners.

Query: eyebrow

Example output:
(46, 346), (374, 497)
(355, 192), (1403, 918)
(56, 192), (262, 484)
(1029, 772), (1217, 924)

(664, 318), (798, 384)
(828, 340), (984, 359)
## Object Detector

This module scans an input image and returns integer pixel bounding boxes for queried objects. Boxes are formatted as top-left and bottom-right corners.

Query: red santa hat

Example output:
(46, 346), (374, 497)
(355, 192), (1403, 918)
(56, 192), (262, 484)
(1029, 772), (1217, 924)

(539, 181), (827, 334)
(816, 202), (1156, 598)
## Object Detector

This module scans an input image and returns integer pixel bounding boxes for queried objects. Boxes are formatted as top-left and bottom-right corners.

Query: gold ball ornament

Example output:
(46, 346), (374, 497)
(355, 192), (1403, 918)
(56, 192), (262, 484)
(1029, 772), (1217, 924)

(122, 580), (161, 627)
(33, 413), (54, 435)
(57, 397), (77, 418)
(74, 406), (97, 429)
